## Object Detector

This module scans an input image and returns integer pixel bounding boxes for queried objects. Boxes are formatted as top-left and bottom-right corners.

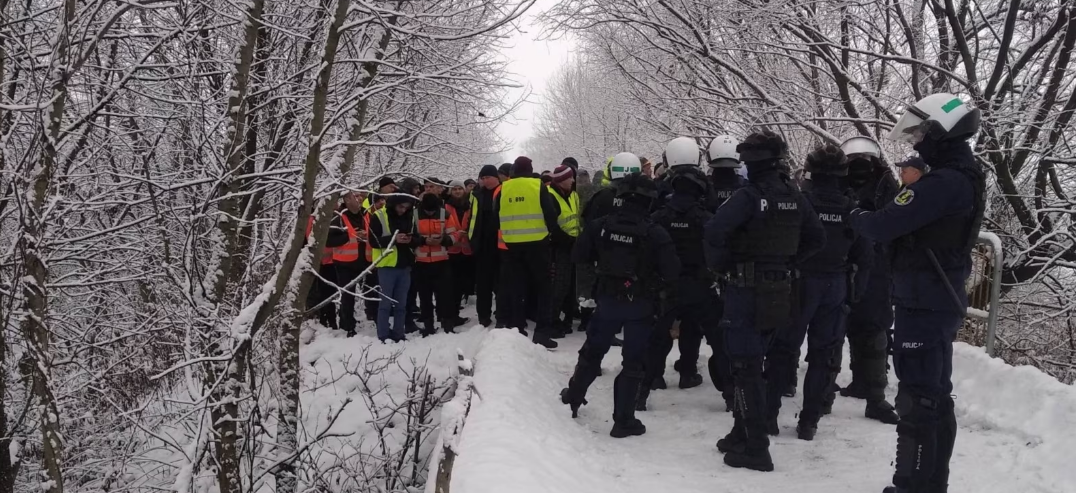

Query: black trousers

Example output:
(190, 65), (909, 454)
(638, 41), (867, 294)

(475, 250), (500, 322)
(450, 253), (476, 302)
(412, 261), (455, 331)
(307, 263), (338, 330)
(501, 242), (553, 334)
(550, 244), (577, 326)
(335, 260), (370, 333)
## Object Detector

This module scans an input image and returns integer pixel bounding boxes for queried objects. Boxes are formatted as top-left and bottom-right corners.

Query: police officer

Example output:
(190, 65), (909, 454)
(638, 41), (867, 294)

(705, 134), (747, 211)
(655, 136), (705, 206)
(704, 130), (825, 471)
(765, 143), (873, 441)
(637, 166), (728, 411)
(839, 135), (902, 424)
(578, 154), (642, 343)
(560, 169), (680, 438)
(850, 93), (984, 493)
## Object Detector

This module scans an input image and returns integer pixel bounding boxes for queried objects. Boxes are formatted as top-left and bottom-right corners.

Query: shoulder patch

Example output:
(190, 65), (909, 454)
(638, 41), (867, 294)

(894, 188), (915, 206)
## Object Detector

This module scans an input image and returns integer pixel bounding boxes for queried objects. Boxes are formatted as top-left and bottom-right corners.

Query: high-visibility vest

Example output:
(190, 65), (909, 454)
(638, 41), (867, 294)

(305, 217), (335, 265)
(415, 208), (459, 263)
(369, 208), (415, 268)
(551, 190), (580, 237)
(446, 202), (472, 255)
(498, 177), (548, 244)
(332, 214), (361, 262)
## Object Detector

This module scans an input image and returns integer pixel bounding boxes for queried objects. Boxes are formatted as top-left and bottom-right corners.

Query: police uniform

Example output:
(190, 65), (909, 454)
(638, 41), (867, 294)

(706, 168), (746, 212)
(766, 168), (873, 439)
(704, 135), (825, 471)
(561, 174), (680, 438)
(576, 177), (627, 335)
(638, 184), (729, 410)
(843, 163), (901, 413)
(850, 141), (983, 492)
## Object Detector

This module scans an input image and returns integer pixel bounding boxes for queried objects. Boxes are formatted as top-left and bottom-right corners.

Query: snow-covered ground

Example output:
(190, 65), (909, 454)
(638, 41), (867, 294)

(449, 329), (1076, 493)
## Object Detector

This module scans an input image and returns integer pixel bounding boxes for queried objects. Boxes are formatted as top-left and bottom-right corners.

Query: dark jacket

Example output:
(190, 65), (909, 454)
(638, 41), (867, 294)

(469, 186), (499, 257)
(581, 183), (618, 227)
(369, 197), (420, 268)
(849, 141), (983, 313)
(704, 168), (826, 273)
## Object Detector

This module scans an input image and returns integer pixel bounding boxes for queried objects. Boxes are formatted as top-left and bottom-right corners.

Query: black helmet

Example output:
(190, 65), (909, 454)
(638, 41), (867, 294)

(615, 172), (659, 200)
(736, 129), (788, 165)
(804, 143), (848, 177)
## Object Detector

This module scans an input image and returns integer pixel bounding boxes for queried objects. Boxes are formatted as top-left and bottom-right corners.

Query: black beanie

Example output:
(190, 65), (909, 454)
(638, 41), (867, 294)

(378, 176), (395, 189)
(511, 156), (534, 177)
(561, 157), (579, 170)
(498, 163), (512, 177)
(479, 164), (499, 178)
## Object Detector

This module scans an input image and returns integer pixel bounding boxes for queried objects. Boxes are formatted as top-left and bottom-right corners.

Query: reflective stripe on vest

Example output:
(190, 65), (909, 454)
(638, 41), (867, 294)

(306, 216), (335, 265)
(333, 214), (361, 262)
(498, 178), (548, 243)
(552, 190), (580, 237)
(369, 209), (399, 268)
(416, 208), (450, 262)
(447, 203), (472, 255)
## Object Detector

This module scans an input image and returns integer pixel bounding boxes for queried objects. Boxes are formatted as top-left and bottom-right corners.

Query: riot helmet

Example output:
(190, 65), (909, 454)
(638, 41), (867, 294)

(888, 93), (980, 144)
(707, 134), (741, 168)
(608, 152), (642, 180)
(737, 129), (788, 176)
(804, 143), (848, 177)
(663, 137), (701, 168)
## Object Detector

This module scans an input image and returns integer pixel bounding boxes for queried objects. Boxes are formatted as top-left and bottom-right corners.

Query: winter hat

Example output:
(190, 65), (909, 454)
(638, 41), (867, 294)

(449, 179), (466, 188)
(896, 156), (928, 172)
(552, 164), (574, 184)
(511, 156), (533, 177)
(421, 193), (442, 211)
(479, 164), (499, 178)
(378, 176), (395, 189)
(464, 178), (477, 186)
(561, 157), (579, 171)
(498, 163), (512, 178)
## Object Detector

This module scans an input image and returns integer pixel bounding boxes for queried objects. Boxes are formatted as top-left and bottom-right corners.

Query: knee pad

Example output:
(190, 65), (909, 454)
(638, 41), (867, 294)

(895, 387), (941, 422)
(731, 358), (763, 381)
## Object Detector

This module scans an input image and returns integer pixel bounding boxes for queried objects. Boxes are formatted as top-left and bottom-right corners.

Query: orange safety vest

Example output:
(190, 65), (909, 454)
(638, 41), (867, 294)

(446, 202), (473, 255)
(415, 208), (462, 263)
(305, 217), (334, 265)
(492, 186), (507, 250)
(332, 214), (361, 262)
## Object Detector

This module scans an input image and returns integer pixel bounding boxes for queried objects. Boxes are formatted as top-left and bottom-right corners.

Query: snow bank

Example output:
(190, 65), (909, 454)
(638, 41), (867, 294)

(951, 343), (1076, 490)
(449, 332), (1076, 493)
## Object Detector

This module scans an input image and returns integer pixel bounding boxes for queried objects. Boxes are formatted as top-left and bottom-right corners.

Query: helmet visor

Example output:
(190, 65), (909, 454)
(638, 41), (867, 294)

(887, 105), (929, 143)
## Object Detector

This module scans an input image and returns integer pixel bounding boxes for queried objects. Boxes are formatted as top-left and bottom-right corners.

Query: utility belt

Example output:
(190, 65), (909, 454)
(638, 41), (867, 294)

(729, 262), (794, 333)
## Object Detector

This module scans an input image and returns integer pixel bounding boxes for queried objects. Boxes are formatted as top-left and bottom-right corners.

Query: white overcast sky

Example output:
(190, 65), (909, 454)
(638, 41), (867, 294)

(495, 0), (574, 169)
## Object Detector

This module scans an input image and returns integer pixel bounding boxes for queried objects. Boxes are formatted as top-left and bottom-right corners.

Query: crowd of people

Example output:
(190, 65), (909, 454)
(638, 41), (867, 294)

(305, 91), (985, 493)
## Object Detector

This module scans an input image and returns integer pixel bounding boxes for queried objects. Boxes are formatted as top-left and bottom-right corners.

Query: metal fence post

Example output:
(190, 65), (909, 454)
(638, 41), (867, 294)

(971, 232), (1003, 357)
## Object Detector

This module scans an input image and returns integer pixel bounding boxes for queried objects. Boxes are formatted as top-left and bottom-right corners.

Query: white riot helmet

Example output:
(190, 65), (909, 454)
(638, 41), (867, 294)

(840, 136), (882, 158)
(663, 137), (701, 168)
(888, 93), (980, 144)
(707, 134), (741, 168)
(608, 152), (642, 180)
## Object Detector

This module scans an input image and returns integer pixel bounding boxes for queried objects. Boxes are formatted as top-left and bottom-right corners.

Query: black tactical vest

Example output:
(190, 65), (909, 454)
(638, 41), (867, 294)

(893, 168), (986, 270)
(707, 173), (745, 211)
(654, 205), (709, 278)
(730, 182), (802, 263)
(802, 188), (856, 273)
(595, 212), (653, 298)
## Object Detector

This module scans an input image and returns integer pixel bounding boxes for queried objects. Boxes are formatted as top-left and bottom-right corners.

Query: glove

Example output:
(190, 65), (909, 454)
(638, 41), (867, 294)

(669, 319), (682, 339)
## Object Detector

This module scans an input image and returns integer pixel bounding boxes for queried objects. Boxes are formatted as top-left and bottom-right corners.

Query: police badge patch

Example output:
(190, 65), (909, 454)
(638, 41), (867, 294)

(894, 188), (915, 206)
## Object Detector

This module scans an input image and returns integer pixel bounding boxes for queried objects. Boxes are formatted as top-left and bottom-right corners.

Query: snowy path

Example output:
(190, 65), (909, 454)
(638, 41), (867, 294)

(451, 329), (1076, 493)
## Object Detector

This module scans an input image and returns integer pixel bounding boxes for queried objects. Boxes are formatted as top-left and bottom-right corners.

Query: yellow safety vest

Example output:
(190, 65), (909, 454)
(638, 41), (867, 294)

(498, 177), (548, 243)
(552, 190), (580, 237)
(369, 208), (416, 268)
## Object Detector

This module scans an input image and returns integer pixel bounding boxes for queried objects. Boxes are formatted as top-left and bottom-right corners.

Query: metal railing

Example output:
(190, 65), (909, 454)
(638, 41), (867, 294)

(963, 232), (1003, 356)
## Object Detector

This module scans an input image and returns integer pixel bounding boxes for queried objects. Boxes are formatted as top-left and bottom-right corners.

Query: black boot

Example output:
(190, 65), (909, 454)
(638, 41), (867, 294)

(611, 336), (623, 347)
(796, 422), (817, 441)
(679, 372), (703, 389)
(561, 357), (599, 417)
(610, 368), (646, 438)
(717, 417), (747, 454)
(533, 331), (558, 349)
(839, 381), (870, 399)
(479, 316), (492, 327)
(723, 360), (774, 472)
(930, 396), (957, 492)
(891, 387), (941, 492)
(650, 376), (666, 390)
(866, 399), (900, 425)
